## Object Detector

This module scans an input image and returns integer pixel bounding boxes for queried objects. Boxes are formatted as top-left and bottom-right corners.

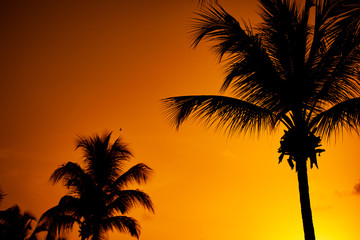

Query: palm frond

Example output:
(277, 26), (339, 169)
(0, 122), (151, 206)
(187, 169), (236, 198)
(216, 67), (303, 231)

(307, 1), (360, 109)
(190, 3), (252, 60)
(107, 135), (133, 174)
(76, 131), (113, 182)
(307, 0), (343, 66)
(30, 220), (49, 236)
(50, 162), (90, 194)
(108, 190), (154, 215)
(112, 163), (153, 189)
(330, 0), (360, 36)
(258, 0), (338, 112)
(39, 203), (79, 240)
(190, 3), (286, 111)
(39, 196), (81, 223)
(44, 215), (77, 240)
(310, 26), (360, 106)
(162, 95), (275, 136)
(222, 56), (285, 111)
(259, 0), (309, 75)
(101, 216), (140, 239)
(76, 132), (133, 185)
(109, 137), (133, 162)
(311, 98), (360, 138)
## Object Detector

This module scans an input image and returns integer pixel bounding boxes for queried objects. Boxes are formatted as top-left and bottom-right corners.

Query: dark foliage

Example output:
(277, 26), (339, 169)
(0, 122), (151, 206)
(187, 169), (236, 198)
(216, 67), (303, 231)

(162, 1), (360, 239)
(39, 132), (154, 240)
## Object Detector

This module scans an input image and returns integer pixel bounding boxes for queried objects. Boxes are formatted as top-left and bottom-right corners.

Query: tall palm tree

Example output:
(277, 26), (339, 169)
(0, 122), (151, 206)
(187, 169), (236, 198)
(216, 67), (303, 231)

(0, 205), (43, 240)
(162, 1), (360, 239)
(39, 131), (154, 240)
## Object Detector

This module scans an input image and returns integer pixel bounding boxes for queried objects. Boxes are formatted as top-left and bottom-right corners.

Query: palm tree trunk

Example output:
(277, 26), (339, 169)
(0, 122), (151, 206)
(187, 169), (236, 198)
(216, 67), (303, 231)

(297, 159), (315, 240)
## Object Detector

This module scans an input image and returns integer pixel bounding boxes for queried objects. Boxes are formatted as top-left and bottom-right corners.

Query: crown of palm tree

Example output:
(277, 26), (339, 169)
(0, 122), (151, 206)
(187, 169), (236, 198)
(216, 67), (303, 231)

(163, 0), (360, 166)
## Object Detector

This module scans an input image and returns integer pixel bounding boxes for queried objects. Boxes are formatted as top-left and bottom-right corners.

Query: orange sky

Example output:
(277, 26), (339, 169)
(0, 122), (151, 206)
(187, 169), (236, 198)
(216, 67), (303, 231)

(0, 1), (359, 240)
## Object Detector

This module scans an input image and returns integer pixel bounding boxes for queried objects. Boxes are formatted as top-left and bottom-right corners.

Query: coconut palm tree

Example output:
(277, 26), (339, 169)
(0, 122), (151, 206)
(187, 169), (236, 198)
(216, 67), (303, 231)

(39, 131), (154, 240)
(0, 205), (43, 240)
(162, 1), (360, 239)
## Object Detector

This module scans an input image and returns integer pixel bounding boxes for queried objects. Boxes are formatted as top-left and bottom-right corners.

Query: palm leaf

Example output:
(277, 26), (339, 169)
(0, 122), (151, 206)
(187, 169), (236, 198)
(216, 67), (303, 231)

(307, 0), (344, 67)
(259, 0), (312, 68)
(162, 95), (275, 136)
(310, 26), (360, 106)
(189, 3), (291, 114)
(39, 211), (78, 240)
(76, 132), (113, 182)
(101, 216), (140, 239)
(190, 3), (253, 60)
(306, 1), (360, 110)
(50, 162), (93, 196)
(50, 162), (87, 185)
(76, 132), (133, 185)
(112, 163), (153, 189)
(108, 190), (154, 214)
(39, 195), (81, 238)
(310, 98), (360, 138)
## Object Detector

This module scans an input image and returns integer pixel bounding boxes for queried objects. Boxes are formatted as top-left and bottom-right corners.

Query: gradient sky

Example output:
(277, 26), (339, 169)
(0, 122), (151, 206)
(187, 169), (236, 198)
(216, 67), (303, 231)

(0, 1), (359, 240)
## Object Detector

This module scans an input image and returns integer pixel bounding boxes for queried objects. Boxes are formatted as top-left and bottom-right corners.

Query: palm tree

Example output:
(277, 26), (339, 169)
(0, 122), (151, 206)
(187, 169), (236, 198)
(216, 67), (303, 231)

(39, 131), (154, 240)
(162, 1), (360, 239)
(0, 205), (43, 240)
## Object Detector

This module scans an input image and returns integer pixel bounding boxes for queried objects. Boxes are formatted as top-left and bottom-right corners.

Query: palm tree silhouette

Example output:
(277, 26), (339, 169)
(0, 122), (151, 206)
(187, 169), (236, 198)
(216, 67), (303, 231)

(39, 131), (154, 240)
(0, 205), (44, 240)
(162, 1), (360, 239)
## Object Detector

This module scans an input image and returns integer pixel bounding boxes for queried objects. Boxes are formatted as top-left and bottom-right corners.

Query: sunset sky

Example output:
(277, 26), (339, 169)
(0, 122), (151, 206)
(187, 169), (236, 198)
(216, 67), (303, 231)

(0, 0), (359, 240)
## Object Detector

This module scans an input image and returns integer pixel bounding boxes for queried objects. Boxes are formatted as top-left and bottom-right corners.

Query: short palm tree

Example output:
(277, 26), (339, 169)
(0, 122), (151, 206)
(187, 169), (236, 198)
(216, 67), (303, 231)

(162, 1), (360, 239)
(0, 205), (43, 240)
(39, 132), (154, 240)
